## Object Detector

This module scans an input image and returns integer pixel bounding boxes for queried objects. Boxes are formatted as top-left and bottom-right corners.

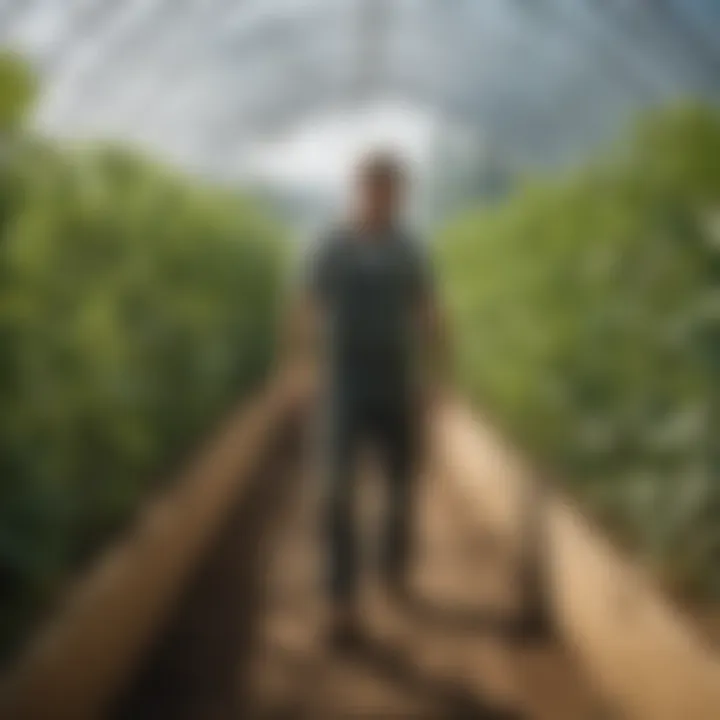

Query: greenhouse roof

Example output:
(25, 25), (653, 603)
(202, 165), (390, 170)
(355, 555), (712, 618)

(2, 0), (719, 174)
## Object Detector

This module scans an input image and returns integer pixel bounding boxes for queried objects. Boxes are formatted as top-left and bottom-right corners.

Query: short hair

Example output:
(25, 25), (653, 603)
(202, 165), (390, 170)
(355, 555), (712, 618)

(356, 150), (406, 186)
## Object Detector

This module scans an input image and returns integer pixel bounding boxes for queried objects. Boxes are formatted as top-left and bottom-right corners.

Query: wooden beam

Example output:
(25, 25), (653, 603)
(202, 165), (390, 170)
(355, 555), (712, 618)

(435, 400), (720, 720)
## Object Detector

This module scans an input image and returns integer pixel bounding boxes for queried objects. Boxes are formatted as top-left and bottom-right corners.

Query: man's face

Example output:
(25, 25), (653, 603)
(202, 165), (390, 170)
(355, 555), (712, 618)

(359, 172), (402, 227)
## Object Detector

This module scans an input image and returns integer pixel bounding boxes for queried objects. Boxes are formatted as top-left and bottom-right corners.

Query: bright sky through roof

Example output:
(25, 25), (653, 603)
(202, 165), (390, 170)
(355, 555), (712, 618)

(245, 103), (437, 196)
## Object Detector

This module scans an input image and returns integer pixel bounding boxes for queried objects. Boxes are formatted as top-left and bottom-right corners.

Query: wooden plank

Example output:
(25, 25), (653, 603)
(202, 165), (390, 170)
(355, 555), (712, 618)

(0, 371), (304, 720)
(434, 400), (720, 720)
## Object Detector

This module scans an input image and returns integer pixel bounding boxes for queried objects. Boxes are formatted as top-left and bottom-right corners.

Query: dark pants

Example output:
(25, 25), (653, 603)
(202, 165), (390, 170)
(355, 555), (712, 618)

(324, 387), (418, 603)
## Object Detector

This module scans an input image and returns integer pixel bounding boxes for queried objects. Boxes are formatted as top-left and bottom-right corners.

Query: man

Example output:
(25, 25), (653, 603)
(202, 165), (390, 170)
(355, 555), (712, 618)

(290, 151), (447, 646)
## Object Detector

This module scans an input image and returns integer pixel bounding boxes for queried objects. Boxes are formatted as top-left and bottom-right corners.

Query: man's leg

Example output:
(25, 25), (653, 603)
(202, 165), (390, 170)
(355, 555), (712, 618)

(324, 395), (362, 640)
(376, 401), (418, 599)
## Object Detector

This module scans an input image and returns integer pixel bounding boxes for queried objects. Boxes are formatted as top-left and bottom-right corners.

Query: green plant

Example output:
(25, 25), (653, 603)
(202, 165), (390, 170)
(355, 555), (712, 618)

(438, 104), (720, 597)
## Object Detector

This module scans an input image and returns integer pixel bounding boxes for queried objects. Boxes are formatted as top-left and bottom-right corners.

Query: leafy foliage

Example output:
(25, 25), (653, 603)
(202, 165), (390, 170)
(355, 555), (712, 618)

(0, 51), (37, 133)
(438, 104), (720, 597)
(0, 66), (285, 660)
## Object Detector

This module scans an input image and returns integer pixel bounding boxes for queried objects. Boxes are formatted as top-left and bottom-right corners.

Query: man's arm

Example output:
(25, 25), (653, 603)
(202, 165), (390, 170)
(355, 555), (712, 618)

(412, 242), (450, 391)
(418, 285), (450, 390)
(280, 237), (329, 369)
(281, 289), (319, 365)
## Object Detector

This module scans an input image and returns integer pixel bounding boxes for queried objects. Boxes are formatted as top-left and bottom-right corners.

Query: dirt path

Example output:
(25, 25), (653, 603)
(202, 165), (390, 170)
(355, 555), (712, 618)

(109, 393), (716, 719)
(247, 445), (600, 719)
(111, 422), (603, 719)
(11, 379), (715, 719)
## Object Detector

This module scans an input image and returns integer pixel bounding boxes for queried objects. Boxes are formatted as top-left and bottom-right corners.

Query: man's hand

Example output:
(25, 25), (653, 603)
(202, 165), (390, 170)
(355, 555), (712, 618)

(279, 294), (318, 372)
(418, 292), (451, 396)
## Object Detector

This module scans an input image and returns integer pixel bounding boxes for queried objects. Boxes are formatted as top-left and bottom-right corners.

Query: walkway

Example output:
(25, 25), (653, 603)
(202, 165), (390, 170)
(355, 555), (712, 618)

(116, 411), (600, 719)
(3, 376), (718, 720)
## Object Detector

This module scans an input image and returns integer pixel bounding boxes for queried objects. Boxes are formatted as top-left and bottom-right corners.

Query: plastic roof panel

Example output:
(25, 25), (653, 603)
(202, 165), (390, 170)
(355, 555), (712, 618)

(0, 0), (717, 171)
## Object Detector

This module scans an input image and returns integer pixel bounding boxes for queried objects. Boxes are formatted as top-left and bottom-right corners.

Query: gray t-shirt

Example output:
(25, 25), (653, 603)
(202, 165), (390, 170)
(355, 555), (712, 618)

(306, 225), (432, 401)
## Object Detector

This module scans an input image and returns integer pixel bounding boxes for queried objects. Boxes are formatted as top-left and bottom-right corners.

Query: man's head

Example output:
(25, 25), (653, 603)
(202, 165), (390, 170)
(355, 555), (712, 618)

(354, 150), (406, 230)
